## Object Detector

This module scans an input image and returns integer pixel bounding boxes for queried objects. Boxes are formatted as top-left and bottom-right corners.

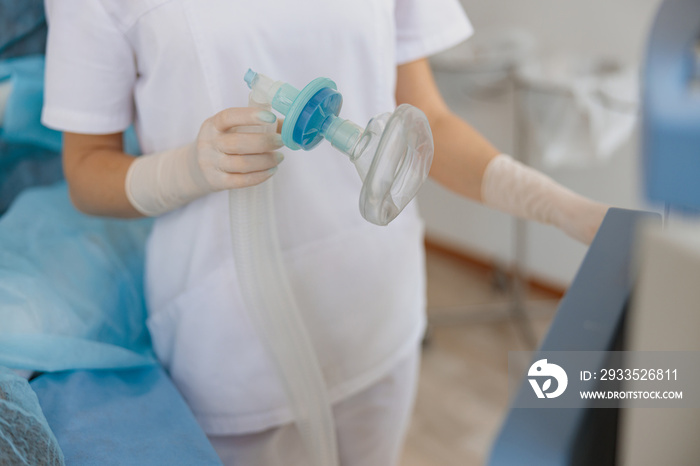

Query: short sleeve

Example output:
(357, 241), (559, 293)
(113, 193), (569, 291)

(41, 0), (136, 134)
(395, 0), (474, 65)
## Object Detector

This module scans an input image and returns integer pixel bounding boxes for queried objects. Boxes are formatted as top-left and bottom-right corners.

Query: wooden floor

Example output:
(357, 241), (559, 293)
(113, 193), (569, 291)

(400, 247), (562, 466)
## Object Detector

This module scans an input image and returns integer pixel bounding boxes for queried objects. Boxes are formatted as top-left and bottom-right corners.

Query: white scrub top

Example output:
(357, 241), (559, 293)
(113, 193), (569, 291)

(42, 0), (472, 435)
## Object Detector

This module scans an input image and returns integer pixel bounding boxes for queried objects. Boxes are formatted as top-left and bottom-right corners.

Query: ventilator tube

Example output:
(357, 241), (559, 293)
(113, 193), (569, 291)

(227, 96), (339, 465)
(228, 69), (435, 465)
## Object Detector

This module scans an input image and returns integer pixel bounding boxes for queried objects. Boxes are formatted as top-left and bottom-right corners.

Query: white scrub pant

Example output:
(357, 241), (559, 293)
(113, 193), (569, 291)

(207, 346), (420, 466)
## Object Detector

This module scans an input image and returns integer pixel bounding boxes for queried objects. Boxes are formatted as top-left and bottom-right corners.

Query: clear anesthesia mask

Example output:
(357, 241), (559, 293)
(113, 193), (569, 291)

(244, 69), (434, 226)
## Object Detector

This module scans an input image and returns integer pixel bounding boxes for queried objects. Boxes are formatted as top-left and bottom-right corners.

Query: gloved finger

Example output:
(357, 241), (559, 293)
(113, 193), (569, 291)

(216, 132), (284, 155)
(211, 167), (278, 190)
(211, 107), (277, 132)
(217, 152), (284, 174)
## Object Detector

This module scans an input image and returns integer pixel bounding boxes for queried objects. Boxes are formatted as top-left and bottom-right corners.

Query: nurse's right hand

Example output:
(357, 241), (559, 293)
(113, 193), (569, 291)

(195, 107), (284, 191)
(125, 107), (285, 217)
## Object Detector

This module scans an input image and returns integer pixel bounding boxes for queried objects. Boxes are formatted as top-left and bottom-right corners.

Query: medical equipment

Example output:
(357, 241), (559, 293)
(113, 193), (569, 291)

(225, 70), (437, 466)
(244, 69), (434, 226)
(641, 0), (700, 211)
(226, 80), (338, 466)
(619, 0), (700, 463)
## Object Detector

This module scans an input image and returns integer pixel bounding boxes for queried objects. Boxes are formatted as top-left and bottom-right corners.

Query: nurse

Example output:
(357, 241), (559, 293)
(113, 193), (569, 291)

(42, 0), (608, 465)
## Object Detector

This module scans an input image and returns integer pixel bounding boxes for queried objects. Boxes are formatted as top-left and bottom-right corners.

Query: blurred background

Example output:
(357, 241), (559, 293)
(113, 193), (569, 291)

(404, 1), (665, 464)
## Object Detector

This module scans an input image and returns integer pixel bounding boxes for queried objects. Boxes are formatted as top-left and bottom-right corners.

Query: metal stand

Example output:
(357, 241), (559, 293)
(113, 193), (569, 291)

(425, 57), (638, 349)
(425, 69), (545, 351)
(508, 72), (539, 348)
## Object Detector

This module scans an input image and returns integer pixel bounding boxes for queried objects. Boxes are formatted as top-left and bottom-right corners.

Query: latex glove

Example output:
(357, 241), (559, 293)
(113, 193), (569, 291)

(481, 154), (609, 245)
(126, 107), (283, 216)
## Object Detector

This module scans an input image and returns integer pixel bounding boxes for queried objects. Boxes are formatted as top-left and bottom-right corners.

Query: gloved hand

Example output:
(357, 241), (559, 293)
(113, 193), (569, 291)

(481, 154), (609, 245)
(126, 107), (283, 216)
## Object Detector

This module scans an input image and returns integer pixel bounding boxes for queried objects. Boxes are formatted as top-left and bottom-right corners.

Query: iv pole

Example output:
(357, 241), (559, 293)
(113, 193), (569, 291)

(425, 66), (542, 350)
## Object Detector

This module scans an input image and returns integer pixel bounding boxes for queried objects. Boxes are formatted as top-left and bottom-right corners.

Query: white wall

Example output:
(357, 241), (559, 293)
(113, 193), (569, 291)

(418, 0), (664, 287)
